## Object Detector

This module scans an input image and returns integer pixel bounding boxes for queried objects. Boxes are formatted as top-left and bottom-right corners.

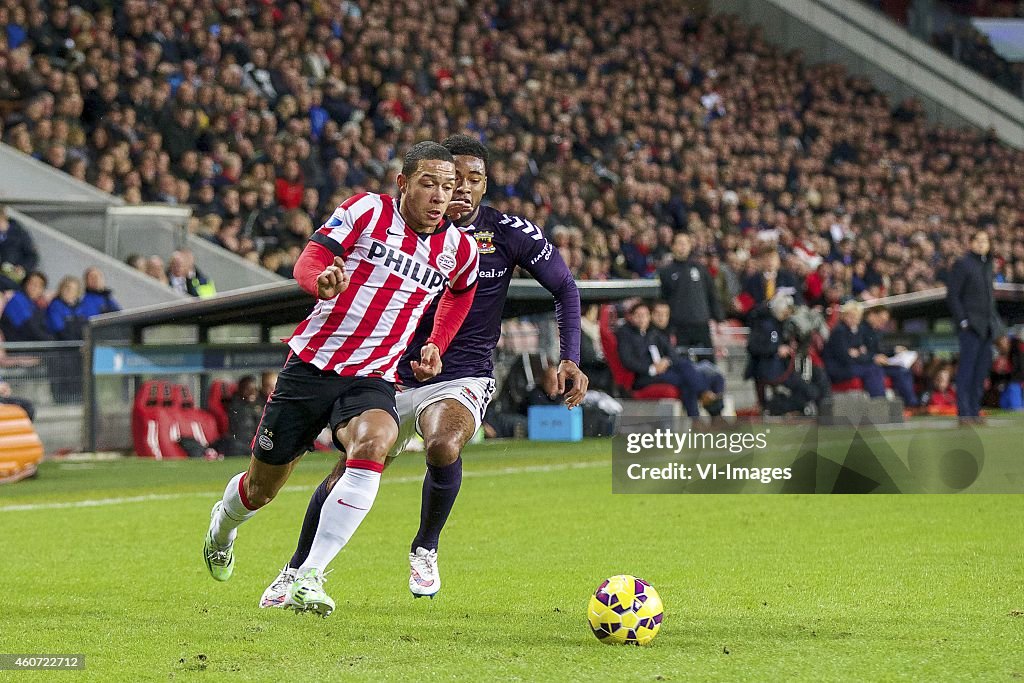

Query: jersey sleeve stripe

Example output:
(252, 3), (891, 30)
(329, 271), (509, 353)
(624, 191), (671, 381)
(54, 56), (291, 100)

(310, 231), (346, 257)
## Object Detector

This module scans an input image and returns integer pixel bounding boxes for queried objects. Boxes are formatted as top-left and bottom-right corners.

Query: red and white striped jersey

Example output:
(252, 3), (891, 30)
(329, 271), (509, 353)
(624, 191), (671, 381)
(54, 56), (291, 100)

(287, 192), (479, 380)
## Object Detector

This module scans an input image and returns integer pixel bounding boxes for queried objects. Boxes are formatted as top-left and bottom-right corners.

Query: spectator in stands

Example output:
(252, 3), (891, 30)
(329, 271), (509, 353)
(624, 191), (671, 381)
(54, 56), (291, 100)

(0, 378), (34, 421)
(145, 256), (169, 285)
(276, 210), (314, 253)
(650, 301), (676, 348)
(863, 307), (920, 407)
(46, 275), (86, 341)
(946, 231), (1002, 422)
(0, 205), (39, 291)
(125, 254), (145, 272)
(228, 375), (263, 444)
(615, 301), (723, 417)
(743, 246), (803, 309)
(167, 250), (214, 298)
(924, 365), (957, 411)
(578, 305), (611, 393)
(823, 300), (886, 398)
(658, 233), (722, 353)
(0, 271), (51, 342)
(78, 267), (121, 318)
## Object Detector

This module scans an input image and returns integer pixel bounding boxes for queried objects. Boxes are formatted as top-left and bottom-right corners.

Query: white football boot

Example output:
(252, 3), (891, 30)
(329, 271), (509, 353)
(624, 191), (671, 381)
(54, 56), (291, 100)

(409, 547), (440, 598)
(258, 566), (296, 609)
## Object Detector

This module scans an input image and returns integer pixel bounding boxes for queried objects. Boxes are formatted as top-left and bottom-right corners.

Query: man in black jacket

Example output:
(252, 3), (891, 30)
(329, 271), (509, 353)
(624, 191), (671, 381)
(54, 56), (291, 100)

(0, 206), (40, 291)
(946, 231), (1002, 421)
(615, 301), (723, 417)
(658, 233), (722, 352)
(823, 301), (886, 397)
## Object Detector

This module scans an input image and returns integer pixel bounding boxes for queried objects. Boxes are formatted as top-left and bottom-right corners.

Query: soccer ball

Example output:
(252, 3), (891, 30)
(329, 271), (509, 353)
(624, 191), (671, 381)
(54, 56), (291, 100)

(587, 575), (664, 645)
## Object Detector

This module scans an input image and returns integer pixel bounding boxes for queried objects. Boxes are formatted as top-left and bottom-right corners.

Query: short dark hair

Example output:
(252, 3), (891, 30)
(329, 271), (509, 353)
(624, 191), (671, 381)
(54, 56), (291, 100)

(402, 141), (455, 178)
(23, 270), (47, 289)
(627, 300), (650, 316)
(441, 134), (489, 165)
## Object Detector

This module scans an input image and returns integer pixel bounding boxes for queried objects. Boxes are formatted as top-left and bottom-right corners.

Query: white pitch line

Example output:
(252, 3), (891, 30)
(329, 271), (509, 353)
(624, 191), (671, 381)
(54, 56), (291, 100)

(0, 460), (608, 513)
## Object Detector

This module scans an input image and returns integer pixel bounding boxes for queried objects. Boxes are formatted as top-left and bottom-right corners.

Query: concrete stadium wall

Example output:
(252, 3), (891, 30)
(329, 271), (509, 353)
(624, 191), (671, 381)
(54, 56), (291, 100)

(8, 208), (184, 310)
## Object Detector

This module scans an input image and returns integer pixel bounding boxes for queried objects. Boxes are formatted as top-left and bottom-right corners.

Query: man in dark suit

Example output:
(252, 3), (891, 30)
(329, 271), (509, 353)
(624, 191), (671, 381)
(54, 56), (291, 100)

(742, 247), (803, 308)
(863, 306), (919, 407)
(946, 231), (1002, 422)
(823, 300), (886, 397)
(615, 301), (723, 417)
(658, 233), (722, 351)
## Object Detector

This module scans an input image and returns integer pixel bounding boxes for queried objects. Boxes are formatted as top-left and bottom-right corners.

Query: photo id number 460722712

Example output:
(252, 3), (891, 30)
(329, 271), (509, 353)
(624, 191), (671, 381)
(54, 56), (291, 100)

(0, 655), (85, 670)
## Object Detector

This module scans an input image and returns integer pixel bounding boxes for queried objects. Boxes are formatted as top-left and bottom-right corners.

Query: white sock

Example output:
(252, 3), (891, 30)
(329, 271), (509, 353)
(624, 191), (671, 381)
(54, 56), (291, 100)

(298, 464), (382, 573)
(210, 472), (258, 547)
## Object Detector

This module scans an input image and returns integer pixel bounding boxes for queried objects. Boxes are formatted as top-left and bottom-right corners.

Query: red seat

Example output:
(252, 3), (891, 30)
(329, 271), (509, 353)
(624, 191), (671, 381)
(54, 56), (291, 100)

(831, 376), (894, 393)
(598, 305), (680, 401)
(131, 381), (187, 459)
(831, 377), (864, 392)
(206, 379), (236, 437)
(171, 384), (221, 447)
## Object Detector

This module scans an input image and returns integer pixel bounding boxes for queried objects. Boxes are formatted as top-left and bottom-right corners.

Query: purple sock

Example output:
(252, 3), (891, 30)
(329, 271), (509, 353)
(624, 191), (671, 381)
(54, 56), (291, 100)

(289, 474), (332, 569)
(411, 457), (463, 552)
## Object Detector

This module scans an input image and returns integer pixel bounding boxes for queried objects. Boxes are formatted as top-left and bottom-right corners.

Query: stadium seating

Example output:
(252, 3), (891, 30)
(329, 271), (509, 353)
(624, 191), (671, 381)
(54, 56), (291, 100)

(598, 306), (680, 401)
(131, 381), (221, 459)
(0, 403), (44, 484)
(206, 380), (236, 438)
(830, 376), (894, 393)
(169, 385), (219, 450)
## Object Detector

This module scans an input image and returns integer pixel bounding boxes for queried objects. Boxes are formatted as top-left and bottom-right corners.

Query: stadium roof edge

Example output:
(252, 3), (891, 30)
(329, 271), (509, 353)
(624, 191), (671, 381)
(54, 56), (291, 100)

(87, 279), (664, 336)
(866, 283), (1024, 323)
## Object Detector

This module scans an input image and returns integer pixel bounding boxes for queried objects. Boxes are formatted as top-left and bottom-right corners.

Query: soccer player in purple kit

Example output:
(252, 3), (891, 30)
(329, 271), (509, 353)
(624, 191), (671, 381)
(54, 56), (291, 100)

(260, 134), (588, 611)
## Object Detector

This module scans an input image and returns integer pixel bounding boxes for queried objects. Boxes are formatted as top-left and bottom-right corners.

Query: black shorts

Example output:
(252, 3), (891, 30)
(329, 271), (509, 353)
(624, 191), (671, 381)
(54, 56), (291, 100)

(252, 354), (399, 466)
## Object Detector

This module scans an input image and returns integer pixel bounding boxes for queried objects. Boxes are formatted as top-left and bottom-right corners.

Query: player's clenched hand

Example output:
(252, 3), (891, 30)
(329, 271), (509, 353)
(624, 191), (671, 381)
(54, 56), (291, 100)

(411, 343), (442, 381)
(317, 257), (349, 299)
(557, 360), (589, 409)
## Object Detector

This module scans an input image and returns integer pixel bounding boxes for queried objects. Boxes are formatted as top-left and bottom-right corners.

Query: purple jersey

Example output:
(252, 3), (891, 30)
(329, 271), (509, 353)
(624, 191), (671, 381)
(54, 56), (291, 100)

(397, 206), (581, 386)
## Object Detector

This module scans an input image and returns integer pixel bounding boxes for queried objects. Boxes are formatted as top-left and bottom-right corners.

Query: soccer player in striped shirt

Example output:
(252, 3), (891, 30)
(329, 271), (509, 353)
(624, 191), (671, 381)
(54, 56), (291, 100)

(259, 134), (588, 610)
(203, 142), (480, 617)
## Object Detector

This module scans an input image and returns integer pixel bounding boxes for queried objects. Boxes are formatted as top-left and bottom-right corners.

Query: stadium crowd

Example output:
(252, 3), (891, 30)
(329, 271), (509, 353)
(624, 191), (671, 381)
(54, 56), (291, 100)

(0, 0), (1022, 308)
(3, 0), (1024, 419)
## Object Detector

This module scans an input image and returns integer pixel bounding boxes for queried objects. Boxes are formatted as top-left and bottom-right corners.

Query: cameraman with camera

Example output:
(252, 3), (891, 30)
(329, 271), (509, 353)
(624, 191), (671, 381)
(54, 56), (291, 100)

(745, 293), (829, 415)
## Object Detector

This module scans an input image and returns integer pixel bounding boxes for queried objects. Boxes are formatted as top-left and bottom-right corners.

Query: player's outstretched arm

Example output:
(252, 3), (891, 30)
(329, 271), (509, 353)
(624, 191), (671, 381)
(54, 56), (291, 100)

(517, 225), (586, 407)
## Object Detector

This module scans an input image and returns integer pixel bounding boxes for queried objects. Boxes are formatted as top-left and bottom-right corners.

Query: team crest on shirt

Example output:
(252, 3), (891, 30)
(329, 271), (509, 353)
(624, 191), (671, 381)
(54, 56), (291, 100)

(436, 247), (457, 275)
(473, 230), (496, 254)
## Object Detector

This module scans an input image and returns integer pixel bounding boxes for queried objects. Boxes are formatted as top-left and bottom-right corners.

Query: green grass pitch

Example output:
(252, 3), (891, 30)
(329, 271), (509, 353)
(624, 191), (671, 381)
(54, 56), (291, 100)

(1, 434), (1023, 681)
